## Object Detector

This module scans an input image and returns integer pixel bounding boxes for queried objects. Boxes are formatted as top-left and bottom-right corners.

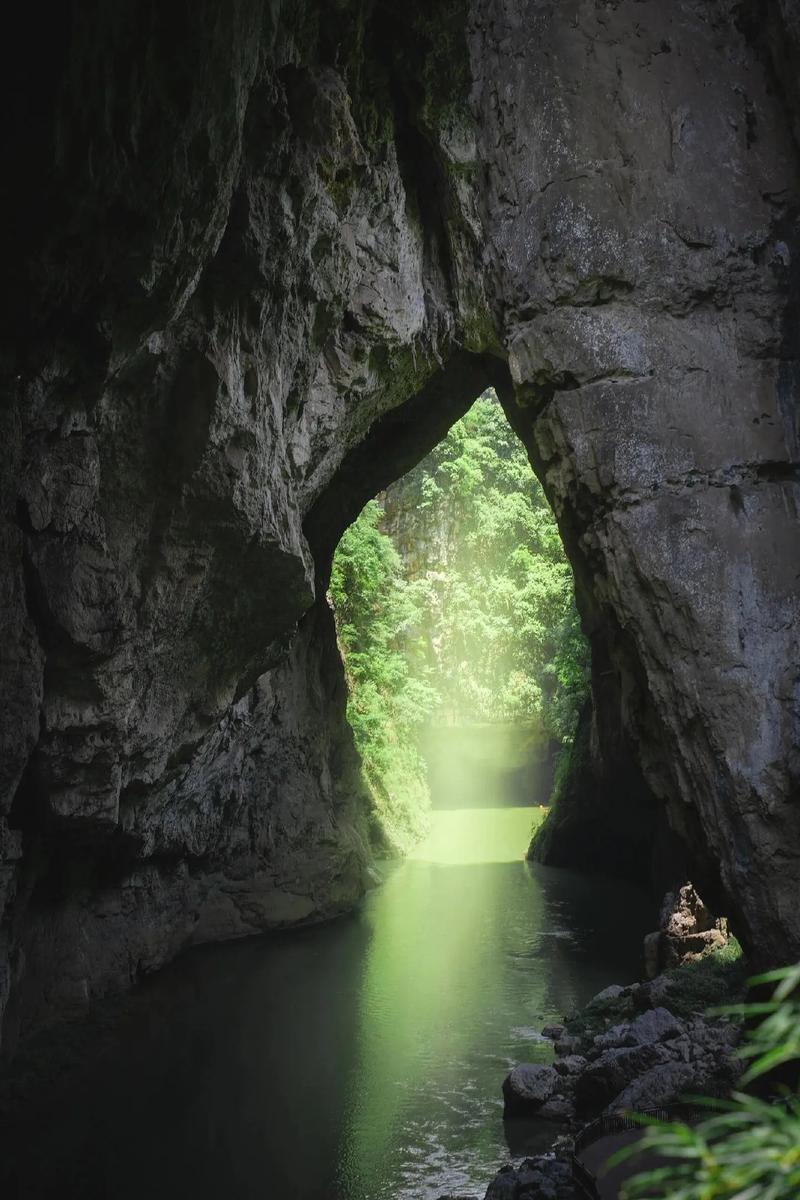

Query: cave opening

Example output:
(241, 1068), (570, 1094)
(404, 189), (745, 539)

(328, 386), (589, 864)
(2, 0), (799, 1194)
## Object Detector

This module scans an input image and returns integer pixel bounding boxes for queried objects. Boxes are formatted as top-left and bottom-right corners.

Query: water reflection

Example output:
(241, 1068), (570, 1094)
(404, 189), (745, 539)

(335, 806), (651, 1199)
(0, 748), (654, 1200)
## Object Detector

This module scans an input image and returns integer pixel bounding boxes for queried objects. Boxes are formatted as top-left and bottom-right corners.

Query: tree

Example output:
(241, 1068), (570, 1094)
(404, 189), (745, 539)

(330, 393), (590, 849)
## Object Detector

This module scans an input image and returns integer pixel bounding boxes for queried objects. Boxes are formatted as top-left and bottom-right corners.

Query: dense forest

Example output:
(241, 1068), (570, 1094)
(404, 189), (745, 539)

(330, 392), (590, 851)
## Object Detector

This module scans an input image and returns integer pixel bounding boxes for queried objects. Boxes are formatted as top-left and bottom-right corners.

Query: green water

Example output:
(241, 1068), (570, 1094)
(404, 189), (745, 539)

(1, 734), (653, 1200)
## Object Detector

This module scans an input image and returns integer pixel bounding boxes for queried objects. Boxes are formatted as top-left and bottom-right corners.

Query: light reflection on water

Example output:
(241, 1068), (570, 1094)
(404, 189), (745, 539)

(334, 806), (651, 1200)
(1, 742), (654, 1200)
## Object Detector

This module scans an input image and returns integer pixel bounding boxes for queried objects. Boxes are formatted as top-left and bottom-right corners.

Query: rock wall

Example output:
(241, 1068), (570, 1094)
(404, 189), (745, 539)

(489, 0), (800, 959)
(1, 0), (799, 1050)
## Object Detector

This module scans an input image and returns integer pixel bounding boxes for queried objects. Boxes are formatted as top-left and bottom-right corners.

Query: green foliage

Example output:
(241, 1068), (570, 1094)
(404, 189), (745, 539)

(731, 963), (800, 1085)
(618, 964), (800, 1200)
(331, 393), (590, 850)
(528, 708), (590, 858)
(658, 938), (748, 1020)
(331, 501), (439, 854)
(393, 392), (590, 731)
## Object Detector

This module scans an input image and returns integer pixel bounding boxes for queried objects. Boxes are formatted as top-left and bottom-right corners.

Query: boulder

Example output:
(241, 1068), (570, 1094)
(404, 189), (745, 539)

(608, 1062), (696, 1113)
(541, 1023), (566, 1041)
(637, 974), (677, 1010)
(592, 1007), (684, 1051)
(502, 1064), (559, 1116)
(484, 1156), (574, 1200)
(483, 1168), (517, 1200)
(662, 928), (728, 968)
(538, 1095), (576, 1122)
(661, 884), (716, 938)
(575, 1044), (672, 1111)
(554, 1054), (587, 1078)
(590, 984), (626, 1005)
(644, 884), (731, 974)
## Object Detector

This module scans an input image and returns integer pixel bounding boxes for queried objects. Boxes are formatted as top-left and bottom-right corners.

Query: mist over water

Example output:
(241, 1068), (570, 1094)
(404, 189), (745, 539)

(3, 727), (653, 1200)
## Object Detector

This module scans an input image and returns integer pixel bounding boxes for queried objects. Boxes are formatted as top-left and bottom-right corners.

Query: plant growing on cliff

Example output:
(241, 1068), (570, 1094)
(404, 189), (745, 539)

(619, 963), (800, 1200)
(331, 394), (590, 849)
(330, 500), (439, 853)
(383, 392), (589, 730)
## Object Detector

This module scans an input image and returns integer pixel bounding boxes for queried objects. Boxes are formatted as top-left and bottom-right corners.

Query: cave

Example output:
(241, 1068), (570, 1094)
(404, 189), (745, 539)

(1, 0), (799, 1195)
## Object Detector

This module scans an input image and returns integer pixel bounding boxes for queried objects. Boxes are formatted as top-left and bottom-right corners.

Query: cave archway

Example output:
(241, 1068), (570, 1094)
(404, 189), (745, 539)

(307, 353), (670, 892)
(302, 306), (800, 971)
(2, 0), (799, 1057)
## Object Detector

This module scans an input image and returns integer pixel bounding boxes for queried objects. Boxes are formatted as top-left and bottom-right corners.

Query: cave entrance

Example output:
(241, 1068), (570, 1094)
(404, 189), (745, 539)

(329, 387), (589, 858)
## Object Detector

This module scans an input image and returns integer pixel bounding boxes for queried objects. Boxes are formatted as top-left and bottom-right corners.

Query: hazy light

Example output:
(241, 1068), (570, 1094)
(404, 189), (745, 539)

(410, 806), (542, 865)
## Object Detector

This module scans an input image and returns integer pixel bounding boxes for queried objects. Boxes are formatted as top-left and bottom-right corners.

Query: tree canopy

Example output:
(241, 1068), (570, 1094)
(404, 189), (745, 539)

(330, 391), (589, 851)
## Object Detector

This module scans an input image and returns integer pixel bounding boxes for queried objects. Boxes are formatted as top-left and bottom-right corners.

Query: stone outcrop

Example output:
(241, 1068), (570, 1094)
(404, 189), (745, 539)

(643, 883), (730, 978)
(484, 1156), (575, 1200)
(492, 976), (742, 1199)
(1, 0), (799, 1052)
(503, 1063), (560, 1116)
(502, 980), (742, 1132)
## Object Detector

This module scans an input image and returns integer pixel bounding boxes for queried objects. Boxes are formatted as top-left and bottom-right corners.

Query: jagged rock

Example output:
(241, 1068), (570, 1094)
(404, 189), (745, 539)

(638, 974), (678, 1009)
(642, 884), (731, 975)
(575, 1044), (673, 1111)
(608, 1062), (697, 1114)
(1, 0), (800, 1055)
(503, 1064), (559, 1115)
(538, 1095), (576, 1122)
(590, 985), (626, 1006)
(592, 1007), (685, 1052)
(660, 884), (725, 939)
(554, 1055), (587, 1078)
(484, 1156), (575, 1200)
(484, 1166), (519, 1200)
(550, 991), (742, 1121)
(541, 1023), (566, 1041)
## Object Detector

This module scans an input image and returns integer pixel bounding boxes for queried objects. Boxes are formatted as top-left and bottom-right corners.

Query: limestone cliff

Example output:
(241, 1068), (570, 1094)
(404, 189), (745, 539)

(1, 0), (798, 1051)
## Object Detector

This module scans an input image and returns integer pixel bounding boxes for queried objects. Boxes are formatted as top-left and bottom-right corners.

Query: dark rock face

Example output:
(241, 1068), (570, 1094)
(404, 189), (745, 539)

(503, 1063), (559, 1116)
(484, 1156), (575, 1200)
(502, 979), (741, 1131)
(1, 0), (799, 1050)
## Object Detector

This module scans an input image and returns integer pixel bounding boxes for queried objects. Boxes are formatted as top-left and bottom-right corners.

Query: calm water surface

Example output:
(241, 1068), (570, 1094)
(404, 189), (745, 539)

(3, 729), (653, 1200)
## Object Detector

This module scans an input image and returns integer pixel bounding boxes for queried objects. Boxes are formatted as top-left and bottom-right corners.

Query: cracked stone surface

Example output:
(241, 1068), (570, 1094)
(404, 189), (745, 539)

(1, 0), (799, 1051)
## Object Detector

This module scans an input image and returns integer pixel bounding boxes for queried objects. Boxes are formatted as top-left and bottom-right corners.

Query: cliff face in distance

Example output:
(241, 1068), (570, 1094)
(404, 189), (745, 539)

(1, 0), (799, 1053)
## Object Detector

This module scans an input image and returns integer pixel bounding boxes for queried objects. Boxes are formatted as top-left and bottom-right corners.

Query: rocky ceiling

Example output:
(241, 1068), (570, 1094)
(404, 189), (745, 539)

(1, 0), (798, 1054)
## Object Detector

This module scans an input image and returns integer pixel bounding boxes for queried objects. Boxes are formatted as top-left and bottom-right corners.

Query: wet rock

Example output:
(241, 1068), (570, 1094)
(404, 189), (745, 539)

(554, 1054), (587, 1078)
(608, 1061), (697, 1113)
(592, 1007), (685, 1051)
(575, 1044), (673, 1110)
(549, 985), (742, 1120)
(2, 0), (800, 1054)
(638, 974), (678, 1009)
(484, 1156), (575, 1200)
(484, 1166), (518, 1200)
(538, 1095), (576, 1122)
(590, 985), (626, 1006)
(503, 1064), (559, 1115)
(541, 1023), (566, 1041)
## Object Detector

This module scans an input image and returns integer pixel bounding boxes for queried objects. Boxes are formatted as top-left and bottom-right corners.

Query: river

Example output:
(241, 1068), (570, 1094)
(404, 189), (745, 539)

(0, 727), (653, 1200)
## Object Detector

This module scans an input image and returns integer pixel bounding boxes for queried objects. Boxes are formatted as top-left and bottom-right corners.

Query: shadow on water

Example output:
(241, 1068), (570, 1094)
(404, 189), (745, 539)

(0, 726), (654, 1200)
